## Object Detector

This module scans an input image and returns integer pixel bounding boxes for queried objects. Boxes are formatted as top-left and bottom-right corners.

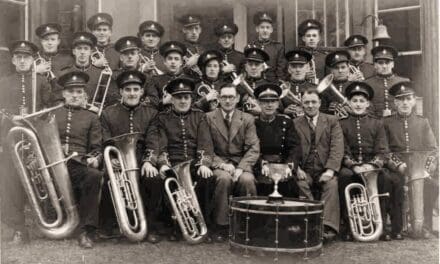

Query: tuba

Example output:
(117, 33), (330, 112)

(6, 104), (80, 239)
(317, 74), (353, 119)
(164, 160), (208, 244)
(103, 132), (148, 242)
(345, 168), (389, 242)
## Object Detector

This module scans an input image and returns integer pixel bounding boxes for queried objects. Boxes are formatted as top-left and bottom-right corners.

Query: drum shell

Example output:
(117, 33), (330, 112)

(229, 197), (324, 253)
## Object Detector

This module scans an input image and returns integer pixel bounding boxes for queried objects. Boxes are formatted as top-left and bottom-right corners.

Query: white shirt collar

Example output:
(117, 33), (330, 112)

(221, 109), (234, 121)
(307, 113), (319, 126)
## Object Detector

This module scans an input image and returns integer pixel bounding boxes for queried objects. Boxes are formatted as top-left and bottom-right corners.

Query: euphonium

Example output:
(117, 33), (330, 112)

(89, 47), (113, 116)
(317, 74), (353, 119)
(139, 53), (164, 75)
(34, 52), (56, 81)
(164, 160), (208, 244)
(103, 132), (148, 242)
(345, 168), (389, 242)
(6, 104), (80, 239)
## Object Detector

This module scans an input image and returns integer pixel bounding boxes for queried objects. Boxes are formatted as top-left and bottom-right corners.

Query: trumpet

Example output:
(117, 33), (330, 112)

(6, 104), (80, 239)
(185, 49), (203, 77)
(349, 64), (365, 81)
(164, 160), (208, 244)
(345, 167), (389, 242)
(34, 52), (56, 81)
(103, 132), (148, 241)
(139, 53), (164, 75)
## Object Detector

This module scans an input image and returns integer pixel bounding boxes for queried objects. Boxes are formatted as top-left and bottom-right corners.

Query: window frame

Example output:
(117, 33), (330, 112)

(0, 0), (30, 52)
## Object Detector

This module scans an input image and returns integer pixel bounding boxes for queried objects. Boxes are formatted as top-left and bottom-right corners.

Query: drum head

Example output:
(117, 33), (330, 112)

(231, 196), (323, 214)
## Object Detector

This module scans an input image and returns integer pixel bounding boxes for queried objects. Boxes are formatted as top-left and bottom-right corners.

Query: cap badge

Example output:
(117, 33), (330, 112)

(223, 25), (228, 29)
(252, 51), (257, 55)
(46, 26), (50, 31)
(151, 24), (155, 29)
(401, 85), (405, 91)
(179, 83), (185, 89)
(129, 74), (133, 79)
(355, 85), (360, 90)
(382, 49), (387, 54)
(20, 42), (25, 47)
(294, 53), (299, 58)
(80, 36), (85, 40)
(72, 75), (77, 81)
(189, 16), (193, 20)
(97, 16), (101, 21)
(354, 37), (358, 42)
(307, 22), (312, 27)
(335, 54), (339, 59)
(170, 44), (175, 48)
(262, 13), (268, 18)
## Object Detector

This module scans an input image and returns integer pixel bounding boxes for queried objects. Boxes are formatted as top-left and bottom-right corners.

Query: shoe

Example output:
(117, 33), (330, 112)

(168, 230), (179, 242)
(146, 233), (161, 244)
(392, 233), (404, 240)
(9, 230), (29, 245)
(78, 232), (94, 249)
(341, 233), (353, 242)
(380, 233), (392, 241)
(213, 234), (226, 243)
(323, 227), (337, 242)
(204, 235), (213, 244)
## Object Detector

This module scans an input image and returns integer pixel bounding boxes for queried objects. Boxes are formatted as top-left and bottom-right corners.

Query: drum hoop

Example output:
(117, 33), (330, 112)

(229, 241), (323, 253)
(230, 196), (324, 212)
(230, 206), (323, 215)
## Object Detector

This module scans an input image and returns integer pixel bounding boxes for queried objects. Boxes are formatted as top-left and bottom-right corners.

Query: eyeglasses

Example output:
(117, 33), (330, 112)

(220, 95), (236, 101)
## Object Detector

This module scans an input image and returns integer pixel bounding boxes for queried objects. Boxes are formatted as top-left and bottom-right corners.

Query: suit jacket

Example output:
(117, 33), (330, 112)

(293, 113), (344, 172)
(206, 109), (260, 172)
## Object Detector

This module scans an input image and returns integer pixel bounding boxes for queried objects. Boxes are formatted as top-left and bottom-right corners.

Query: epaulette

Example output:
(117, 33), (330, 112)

(276, 113), (291, 120)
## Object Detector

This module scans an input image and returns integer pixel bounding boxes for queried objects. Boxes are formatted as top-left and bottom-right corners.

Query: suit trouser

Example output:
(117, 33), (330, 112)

(67, 160), (103, 229)
(338, 167), (392, 234)
(0, 151), (26, 232)
(211, 169), (257, 226)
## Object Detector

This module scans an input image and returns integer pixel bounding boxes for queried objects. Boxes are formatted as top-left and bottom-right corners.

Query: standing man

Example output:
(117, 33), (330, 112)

(156, 77), (213, 242)
(343, 34), (375, 80)
(249, 12), (286, 81)
(206, 84), (260, 241)
(138, 20), (167, 79)
(59, 31), (118, 109)
(212, 22), (245, 79)
(338, 82), (392, 241)
(34, 23), (73, 78)
(0, 40), (51, 245)
(297, 19), (326, 83)
(100, 70), (162, 243)
(87, 13), (120, 70)
(179, 14), (205, 78)
(281, 49), (317, 118)
(144, 41), (190, 110)
(365, 45), (410, 118)
(253, 83), (302, 196)
(294, 88), (343, 241)
(385, 82), (438, 239)
(54, 71), (103, 248)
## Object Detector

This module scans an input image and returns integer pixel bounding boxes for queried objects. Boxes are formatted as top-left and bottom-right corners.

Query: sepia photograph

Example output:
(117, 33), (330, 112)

(0, 0), (438, 263)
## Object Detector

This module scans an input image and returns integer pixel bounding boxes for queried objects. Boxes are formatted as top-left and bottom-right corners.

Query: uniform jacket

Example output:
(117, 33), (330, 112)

(206, 109), (260, 172)
(97, 43), (120, 71)
(349, 60), (375, 79)
(293, 113), (344, 172)
(39, 51), (74, 77)
(250, 39), (287, 81)
(140, 47), (167, 79)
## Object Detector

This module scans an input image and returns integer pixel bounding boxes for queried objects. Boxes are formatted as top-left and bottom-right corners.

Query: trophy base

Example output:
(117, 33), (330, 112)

(266, 194), (284, 204)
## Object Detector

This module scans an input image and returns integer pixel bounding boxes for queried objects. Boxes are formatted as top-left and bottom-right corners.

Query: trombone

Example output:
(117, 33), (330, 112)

(89, 47), (113, 116)
(139, 53), (164, 75)
(34, 52), (56, 81)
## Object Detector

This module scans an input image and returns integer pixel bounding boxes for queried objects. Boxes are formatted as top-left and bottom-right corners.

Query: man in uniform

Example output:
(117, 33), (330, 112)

(100, 70), (162, 243)
(253, 83), (301, 197)
(249, 12), (287, 81)
(212, 22), (245, 79)
(365, 45), (410, 118)
(54, 71), (103, 248)
(320, 50), (353, 115)
(297, 19), (326, 83)
(0, 40), (51, 245)
(34, 23), (73, 79)
(343, 34), (375, 80)
(156, 77), (213, 242)
(384, 82), (438, 239)
(59, 31), (118, 110)
(294, 88), (343, 241)
(236, 45), (270, 115)
(179, 14), (205, 78)
(206, 84), (260, 242)
(87, 13), (120, 70)
(138, 20), (167, 79)
(338, 82), (392, 241)
(281, 49), (317, 118)
(144, 41), (191, 110)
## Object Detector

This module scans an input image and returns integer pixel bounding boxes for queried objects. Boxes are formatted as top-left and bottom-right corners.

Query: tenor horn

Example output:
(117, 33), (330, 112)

(6, 104), (80, 239)
(103, 132), (148, 242)
(345, 168), (389, 242)
(164, 160), (208, 244)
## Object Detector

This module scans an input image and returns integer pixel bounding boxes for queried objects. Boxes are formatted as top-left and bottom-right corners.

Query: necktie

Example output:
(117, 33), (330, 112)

(224, 112), (231, 129)
(308, 117), (316, 132)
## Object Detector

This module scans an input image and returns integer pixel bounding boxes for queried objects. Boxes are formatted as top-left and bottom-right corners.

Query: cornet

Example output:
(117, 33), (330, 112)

(139, 53), (164, 75)
(34, 52), (56, 81)
(349, 64), (365, 81)
(196, 82), (219, 111)
(309, 58), (319, 85)
(185, 49), (203, 77)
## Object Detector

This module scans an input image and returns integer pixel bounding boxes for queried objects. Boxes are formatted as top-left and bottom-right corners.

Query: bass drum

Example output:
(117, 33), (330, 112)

(229, 197), (323, 258)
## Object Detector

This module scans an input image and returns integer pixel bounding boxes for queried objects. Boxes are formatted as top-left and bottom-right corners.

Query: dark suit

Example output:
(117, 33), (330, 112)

(206, 109), (260, 225)
(293, 113), (343, 232)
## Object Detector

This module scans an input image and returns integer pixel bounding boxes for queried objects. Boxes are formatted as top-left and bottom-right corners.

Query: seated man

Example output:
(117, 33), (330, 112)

(253, 83), (302, 197)
(294, 88), (343, 241)
(100, 70), (161, 243)
(338, 82), (392, 241)
(54, 71), (104, 248)
(156, 78), (214, 242)
(385, 81), (438, 239)
(206, 84), (260, 241)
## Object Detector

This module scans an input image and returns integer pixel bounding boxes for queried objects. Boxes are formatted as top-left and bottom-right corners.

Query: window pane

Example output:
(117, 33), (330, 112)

(0, 2), (24, 48)
(378, 0), (419, 10)
(380, 9), (420, 51)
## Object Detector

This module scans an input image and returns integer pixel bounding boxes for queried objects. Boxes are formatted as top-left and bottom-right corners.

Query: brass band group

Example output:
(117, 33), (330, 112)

(0, 9), (438, 255)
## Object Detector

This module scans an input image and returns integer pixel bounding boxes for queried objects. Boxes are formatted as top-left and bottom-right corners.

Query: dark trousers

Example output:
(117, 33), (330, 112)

(338, 167), (393, 234)
(67, 160), (103, 230)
